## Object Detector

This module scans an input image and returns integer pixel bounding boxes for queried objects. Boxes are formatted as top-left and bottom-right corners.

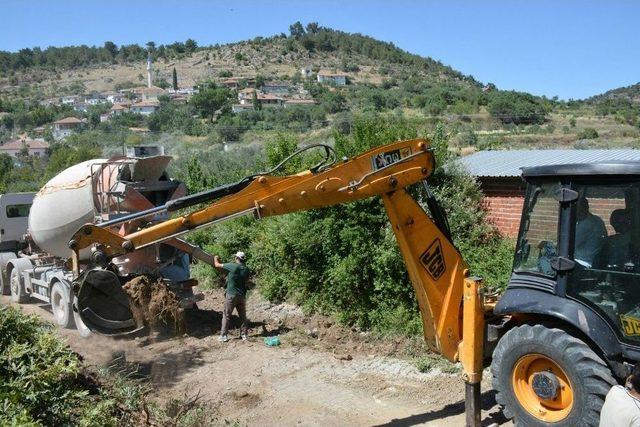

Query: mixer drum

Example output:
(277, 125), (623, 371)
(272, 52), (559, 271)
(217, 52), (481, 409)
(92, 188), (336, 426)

(29, 159), (107, 258)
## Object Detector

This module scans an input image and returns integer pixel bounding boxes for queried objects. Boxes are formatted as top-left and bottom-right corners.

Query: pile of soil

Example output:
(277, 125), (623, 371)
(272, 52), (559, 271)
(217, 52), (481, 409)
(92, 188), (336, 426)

(122, 276), (185, 334)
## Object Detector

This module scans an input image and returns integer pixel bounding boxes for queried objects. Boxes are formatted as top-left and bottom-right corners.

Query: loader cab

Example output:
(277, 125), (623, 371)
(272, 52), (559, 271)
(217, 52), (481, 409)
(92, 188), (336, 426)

(498, 162), (640, 359)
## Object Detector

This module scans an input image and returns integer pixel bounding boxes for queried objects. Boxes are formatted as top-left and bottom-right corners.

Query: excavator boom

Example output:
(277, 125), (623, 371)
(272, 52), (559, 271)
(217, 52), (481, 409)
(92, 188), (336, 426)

(69, 138), (485, 424)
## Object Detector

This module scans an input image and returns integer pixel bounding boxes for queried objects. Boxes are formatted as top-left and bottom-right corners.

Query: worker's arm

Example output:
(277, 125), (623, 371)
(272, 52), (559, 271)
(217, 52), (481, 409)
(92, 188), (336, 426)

(213, 255), (224, 270)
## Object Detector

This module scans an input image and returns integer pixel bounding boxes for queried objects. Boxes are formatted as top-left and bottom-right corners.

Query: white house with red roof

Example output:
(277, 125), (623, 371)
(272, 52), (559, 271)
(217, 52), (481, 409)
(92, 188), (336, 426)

(53, 116), (83, 140)
(131, 100), (160, 116)
(0, 138), (49, 158)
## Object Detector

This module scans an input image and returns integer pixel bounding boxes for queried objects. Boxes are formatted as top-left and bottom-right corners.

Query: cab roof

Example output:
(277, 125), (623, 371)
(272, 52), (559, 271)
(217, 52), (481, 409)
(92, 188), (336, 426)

(522, 161), (640, 178)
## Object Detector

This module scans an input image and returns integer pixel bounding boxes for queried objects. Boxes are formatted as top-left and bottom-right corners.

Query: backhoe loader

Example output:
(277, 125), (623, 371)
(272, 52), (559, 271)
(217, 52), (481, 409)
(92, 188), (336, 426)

(68, 138), (640, 426)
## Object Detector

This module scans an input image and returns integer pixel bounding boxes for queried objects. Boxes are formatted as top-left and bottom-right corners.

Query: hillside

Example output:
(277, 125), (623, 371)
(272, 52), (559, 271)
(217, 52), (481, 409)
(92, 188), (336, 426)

(0, 22), (638, 167)
(587, 82), (640, 104)
(0, 26), (478, 99)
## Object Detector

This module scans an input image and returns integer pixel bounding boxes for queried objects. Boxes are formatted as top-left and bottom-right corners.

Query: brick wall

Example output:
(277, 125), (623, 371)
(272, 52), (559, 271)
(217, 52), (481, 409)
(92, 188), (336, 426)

(585, 198), (626, 234)
(479, 178), (526, 237)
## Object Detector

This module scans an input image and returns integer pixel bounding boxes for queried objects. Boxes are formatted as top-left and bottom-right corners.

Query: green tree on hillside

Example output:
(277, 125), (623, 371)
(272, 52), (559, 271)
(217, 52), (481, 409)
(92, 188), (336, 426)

(104, 41), (118, 58)
(488, 91), (549, 125)
(289, 21), (305, 38)
(252, 90), (261, 110)
(190, 84), (232, 122)
(306, 22), (320, 34)
(185, 38), (198, 53)
(172, 67), (178, 90)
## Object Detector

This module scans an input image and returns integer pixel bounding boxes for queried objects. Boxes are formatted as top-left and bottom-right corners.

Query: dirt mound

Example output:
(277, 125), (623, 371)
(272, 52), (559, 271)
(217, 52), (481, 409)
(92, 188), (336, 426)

(123, 276), (185, 334)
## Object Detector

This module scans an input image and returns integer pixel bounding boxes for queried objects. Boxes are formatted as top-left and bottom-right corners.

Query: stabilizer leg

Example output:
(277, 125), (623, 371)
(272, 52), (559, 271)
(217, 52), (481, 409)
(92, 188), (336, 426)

(459, 277), (485, 427)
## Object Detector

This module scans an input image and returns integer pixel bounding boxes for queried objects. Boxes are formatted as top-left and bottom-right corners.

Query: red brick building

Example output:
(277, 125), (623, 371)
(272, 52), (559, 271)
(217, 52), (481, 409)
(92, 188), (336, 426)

(460, 150), (640, 237)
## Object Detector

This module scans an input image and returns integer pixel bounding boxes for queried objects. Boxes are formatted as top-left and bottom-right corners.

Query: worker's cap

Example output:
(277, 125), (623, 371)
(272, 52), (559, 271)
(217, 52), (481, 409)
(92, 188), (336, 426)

(235, 251), (246, 261)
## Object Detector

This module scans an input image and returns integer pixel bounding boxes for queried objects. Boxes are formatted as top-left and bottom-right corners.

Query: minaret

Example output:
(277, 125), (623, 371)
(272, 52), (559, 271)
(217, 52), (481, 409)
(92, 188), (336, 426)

(146, 53), (152, 88)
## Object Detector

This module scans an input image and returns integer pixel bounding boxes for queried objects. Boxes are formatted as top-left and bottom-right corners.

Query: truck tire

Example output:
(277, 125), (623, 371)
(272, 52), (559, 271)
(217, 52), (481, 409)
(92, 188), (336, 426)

(72, 296), (92, 338)
(50, 282), (73, 328)
(9, 268), (29, 303)
(491, 324), (616, 426)
(0, 252), (17, 295)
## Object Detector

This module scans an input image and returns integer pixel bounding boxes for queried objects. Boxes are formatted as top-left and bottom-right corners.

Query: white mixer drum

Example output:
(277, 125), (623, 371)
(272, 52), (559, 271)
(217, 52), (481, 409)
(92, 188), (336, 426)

(29, 159), (107, 258)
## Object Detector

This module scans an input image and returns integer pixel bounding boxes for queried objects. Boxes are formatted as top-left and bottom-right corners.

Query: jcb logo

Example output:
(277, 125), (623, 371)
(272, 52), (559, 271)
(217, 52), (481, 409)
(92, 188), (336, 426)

(621, 315), (640, 337)
(421, 239), (446, 280)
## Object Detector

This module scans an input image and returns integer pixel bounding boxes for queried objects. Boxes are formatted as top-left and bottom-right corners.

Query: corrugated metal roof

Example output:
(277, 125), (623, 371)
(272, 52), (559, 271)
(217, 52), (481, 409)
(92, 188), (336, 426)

(458, 149), (640, 177)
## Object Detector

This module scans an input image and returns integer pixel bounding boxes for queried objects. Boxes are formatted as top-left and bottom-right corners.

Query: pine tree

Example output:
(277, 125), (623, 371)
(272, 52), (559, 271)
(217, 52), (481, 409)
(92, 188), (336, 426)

(252, 91), (261, 110)
(172, 67), (178, 91)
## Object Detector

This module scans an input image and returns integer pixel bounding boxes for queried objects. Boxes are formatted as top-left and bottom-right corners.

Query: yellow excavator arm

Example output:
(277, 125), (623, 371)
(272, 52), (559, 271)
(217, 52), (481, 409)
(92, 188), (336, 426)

(70, 138), (485, 425)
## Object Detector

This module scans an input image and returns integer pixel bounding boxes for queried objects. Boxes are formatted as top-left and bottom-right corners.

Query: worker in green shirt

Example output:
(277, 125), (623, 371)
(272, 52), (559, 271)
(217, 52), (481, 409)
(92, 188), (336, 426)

(214, 251), (250, 342)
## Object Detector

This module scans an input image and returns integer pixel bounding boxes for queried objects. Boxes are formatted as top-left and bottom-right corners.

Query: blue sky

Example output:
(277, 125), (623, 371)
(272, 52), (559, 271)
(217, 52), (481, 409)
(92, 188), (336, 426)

(1, 0), (638, 100)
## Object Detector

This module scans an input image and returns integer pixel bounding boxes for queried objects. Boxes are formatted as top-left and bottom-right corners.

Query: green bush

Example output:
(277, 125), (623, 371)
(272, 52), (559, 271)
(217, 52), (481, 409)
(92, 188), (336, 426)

(0, 306), (213, 426)
(488, 91), (549, 125)
(578, 127), (599, 139)
(0, 306), (88, 425)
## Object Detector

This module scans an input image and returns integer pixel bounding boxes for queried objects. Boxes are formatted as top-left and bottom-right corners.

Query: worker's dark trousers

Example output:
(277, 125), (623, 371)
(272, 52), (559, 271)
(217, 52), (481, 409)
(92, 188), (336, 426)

(221, 294), (248, 336)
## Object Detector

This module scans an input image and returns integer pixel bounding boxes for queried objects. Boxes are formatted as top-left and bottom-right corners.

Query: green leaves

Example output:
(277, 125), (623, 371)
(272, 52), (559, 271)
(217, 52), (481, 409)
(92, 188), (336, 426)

(0, 307), (84, 425)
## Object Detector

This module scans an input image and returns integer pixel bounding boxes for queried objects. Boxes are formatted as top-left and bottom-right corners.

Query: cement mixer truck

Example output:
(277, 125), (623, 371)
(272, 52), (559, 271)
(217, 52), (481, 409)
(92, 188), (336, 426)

(0, 147), (210, 337)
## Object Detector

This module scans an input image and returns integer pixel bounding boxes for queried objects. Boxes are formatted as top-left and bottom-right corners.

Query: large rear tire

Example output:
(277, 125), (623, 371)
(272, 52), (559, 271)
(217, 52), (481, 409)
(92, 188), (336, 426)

(9, 268), (29, 303)
(491, 324), (616, 426)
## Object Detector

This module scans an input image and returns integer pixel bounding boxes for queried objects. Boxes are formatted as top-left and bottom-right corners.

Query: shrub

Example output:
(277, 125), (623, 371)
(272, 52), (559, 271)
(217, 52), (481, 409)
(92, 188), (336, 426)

(457, 129), (478, 146)
(488, 91), (548, 125)
(0, 306), (213, 426)
(578, 127), (599, 139)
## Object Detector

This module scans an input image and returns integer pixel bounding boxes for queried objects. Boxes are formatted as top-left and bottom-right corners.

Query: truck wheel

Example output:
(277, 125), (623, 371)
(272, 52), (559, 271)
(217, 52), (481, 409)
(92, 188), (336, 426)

(72, 296), (92, 338)
(9, 268), (29, 303)
(491, 324), (615, 426)
(50, 282), (73, 328)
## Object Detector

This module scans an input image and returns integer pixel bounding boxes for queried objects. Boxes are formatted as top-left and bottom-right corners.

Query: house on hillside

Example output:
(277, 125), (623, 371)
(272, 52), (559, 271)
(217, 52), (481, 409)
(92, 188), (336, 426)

(238, 88), (257, 104)
(262, 82), (290, 95)
(221, 78), (239, 89)
(85, 92), (107, 105)
(0, 138), (49, 158)
(73, 103), (88, 113)
(317, 70), (347, 85)
(53, 116), (83, 140)
(141, 86), (167, 102)
(103, 91), (127, 104)
(459, 149), (640, 237)
(110, 102), (130, 116)
(131, 100), (160, 116)
(61, 95), (80, 106)
(256, 93), (284, 107)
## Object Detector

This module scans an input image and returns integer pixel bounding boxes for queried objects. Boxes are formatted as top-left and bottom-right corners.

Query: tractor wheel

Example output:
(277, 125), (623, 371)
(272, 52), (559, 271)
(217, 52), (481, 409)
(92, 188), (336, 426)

(491, 324), (616, 426)
(50, 282), (73, 328)
(9, 268), (29, 303)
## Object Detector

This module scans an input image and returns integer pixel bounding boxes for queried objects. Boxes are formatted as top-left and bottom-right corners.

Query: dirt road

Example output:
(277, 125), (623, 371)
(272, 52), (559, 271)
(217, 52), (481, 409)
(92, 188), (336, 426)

(1, 290), (510, 426)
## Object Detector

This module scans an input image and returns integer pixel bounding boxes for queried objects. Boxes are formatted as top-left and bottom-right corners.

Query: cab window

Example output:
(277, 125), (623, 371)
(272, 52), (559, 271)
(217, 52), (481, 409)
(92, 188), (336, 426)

(6, 204), (31, 218)
(566, 181), (640, 345)
(513, 182), (560, 276)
